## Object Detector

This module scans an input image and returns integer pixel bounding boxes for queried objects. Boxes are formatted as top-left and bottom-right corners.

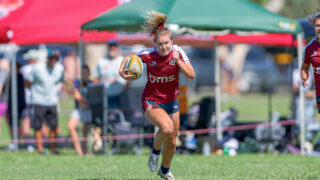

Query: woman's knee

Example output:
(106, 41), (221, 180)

(161, 122), (174, 136)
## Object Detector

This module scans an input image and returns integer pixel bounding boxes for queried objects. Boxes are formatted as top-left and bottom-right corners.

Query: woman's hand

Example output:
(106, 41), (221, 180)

(119, 53), (137, 81)
(173, 50), (180, 63)
(119, 68), (136, 81)
(300, 63), (310, 88)
(301, 73), (310, 88)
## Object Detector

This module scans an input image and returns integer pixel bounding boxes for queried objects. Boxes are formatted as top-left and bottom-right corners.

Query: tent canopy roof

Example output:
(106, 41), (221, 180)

(82, 0), (302, 35)
(0, 0), (118, 45)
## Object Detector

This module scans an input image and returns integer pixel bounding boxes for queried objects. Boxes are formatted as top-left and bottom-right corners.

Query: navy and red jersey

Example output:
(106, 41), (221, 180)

(303, 36), (320, 96)
(137, 45), (189, 104)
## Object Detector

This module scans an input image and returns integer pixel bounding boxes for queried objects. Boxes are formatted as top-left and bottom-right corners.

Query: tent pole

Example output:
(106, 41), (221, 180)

(213, 37), (222, 141)
(78, 30), (84, 69)
(297, 33), (305, 155)
(10, 43), (19, 150)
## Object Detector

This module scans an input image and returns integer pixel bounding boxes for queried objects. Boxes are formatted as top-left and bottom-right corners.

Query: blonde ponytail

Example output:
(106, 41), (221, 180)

(142, 10), (172, 41)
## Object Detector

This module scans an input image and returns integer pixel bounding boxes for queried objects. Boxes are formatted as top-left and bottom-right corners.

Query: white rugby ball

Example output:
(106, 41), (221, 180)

(124, 55), (143, 80)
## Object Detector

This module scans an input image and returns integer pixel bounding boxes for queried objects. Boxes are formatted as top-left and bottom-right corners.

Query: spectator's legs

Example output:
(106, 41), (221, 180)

(67, 116), (83, 156)
(22, 116), (30, 137)
(35, 130), (43, 153)
(46, 105), (58, 154)
(82, 123), (88, 154)
(41, 123), (49, 137)
(49, 129), (57, 153)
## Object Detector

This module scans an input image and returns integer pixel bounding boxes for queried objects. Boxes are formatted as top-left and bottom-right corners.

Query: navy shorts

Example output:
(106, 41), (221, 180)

(142, 99), (180, 114)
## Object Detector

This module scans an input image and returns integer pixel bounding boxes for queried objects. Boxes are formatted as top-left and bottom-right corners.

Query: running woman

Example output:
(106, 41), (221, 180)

(119, 11), (195, 180)
(301, 11), (320, 112)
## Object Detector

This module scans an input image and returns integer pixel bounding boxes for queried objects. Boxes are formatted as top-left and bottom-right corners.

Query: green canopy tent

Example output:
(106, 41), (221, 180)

(82, 0), (306, 154)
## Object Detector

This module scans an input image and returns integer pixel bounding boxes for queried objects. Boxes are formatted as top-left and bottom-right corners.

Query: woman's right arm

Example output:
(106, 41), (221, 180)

(119, 53), (137, 81)
(300, 63), (310, 88)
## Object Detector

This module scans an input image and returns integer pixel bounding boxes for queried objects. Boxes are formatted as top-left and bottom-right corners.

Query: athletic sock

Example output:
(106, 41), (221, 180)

(160, 164), (170, 174)
(152, 148), (161, 155)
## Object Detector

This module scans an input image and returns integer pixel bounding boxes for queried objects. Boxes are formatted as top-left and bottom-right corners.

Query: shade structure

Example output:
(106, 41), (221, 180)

(0, 0), (119, 45)
(166, 0), (301, 34)
(82, 0), (172, 31)
(82, 0), (302, 34)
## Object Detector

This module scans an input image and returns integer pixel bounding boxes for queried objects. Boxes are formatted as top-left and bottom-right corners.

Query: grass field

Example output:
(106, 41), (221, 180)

(0, 93), (319, 179)
(0, 92), (295, 146)
(0, 151), (319, 180)
(191, 92), (292, 122)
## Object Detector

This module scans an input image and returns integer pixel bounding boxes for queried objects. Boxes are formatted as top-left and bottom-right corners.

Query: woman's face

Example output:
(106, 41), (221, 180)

(155, 34), (172, 57)
(314, 18), (320, 40)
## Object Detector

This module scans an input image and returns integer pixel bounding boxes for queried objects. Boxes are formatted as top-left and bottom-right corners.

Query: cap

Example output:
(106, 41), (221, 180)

(23, 49), (39, 61)
(107, 39), (119, 47)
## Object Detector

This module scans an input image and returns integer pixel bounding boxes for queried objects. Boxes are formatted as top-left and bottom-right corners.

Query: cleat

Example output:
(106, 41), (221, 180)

(158, 168), (175, 180)
(148, 152), (159, 172)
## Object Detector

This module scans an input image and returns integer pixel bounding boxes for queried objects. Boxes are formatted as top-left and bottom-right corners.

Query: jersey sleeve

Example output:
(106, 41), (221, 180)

(136, 47), (156, 64)
(173, 45), (190, 63)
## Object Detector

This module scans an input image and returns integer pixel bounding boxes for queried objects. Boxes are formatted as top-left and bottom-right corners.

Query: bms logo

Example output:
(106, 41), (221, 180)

(315, 67), (320, 74)
(149, 73), (175, 83)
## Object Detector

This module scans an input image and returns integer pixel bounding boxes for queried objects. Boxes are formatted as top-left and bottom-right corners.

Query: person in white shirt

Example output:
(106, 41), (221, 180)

(93, 40), (127, 109)
(28, 50), (64, 154)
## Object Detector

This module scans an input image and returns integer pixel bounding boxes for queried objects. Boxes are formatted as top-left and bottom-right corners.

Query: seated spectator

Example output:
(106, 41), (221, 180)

(67, 65), (92, 156)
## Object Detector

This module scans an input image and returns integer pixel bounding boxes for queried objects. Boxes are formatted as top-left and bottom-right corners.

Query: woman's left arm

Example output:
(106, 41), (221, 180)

(173, 50), (195, 79)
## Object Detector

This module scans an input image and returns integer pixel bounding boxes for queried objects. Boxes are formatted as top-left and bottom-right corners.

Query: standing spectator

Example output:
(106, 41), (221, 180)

(6, 63), (27, 150)
(20, 49), (39, 141)
(93, 40), (127, 108)
(27, 50), (64, 154)
(67, 65), (92, 156)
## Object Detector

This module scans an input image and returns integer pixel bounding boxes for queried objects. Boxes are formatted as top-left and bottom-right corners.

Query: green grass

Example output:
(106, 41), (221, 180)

(190, 92), (292, 122)
(0, 151), (319, 180)
(221, 93), (291, 122)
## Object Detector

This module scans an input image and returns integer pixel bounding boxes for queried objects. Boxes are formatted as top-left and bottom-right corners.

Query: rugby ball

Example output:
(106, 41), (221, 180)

(124, 55), (143, 80)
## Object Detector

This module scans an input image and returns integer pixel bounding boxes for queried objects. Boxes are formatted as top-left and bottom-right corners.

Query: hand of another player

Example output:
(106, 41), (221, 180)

(173, 50), (180, 63)
(119, 68), (136, 81)
(301, 73), (310, 88)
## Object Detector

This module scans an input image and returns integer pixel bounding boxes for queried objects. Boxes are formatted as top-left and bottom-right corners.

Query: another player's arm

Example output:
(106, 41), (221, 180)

(119, 53), (137, 81)
(300, 63), (310, 88)
(173, 50), (195, 79)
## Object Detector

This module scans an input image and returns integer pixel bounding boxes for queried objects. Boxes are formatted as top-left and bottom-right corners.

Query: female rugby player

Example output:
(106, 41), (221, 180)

(119, 11), (195, 180)
(301, 11), (320, 112)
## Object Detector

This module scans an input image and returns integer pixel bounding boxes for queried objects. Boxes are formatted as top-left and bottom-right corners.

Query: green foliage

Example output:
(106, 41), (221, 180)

(280, 0), (320, 19)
